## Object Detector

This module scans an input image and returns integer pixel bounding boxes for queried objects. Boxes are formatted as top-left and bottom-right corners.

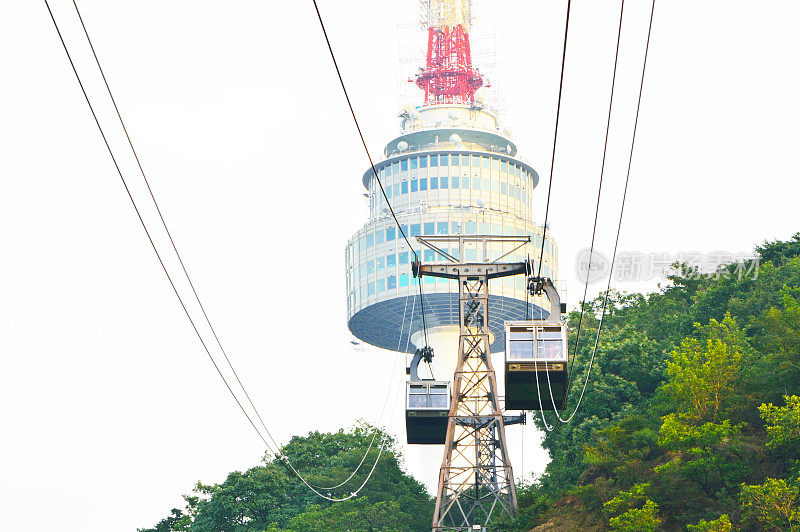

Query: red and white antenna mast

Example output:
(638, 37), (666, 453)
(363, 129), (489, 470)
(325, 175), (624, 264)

(415, 0), (484, 106)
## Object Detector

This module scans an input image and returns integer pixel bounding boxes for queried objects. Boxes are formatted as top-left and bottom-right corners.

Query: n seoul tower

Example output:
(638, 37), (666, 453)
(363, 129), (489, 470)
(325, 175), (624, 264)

(345, 0), (558, 368)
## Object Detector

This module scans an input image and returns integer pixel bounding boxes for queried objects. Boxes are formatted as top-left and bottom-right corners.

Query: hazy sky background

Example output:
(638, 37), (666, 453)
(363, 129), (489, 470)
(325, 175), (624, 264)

(1, 1), (798, 530)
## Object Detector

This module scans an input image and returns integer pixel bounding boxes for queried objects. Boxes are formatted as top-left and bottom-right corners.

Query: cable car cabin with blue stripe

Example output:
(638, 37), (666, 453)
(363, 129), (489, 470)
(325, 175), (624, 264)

(504, 321), (568, 411)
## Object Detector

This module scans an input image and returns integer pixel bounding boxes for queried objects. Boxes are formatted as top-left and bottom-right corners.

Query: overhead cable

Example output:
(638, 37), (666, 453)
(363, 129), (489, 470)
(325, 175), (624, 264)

(51, 0), (396, 501)
(567, 0), (625, 398)
(536, 0), (572, 280)
(311, 291), (415, 490)
(577, 0), (657, 419)
(310, 0), (432, 349)
(42, 0), (272, 451)
(537, 0), (657, 427)
(551, 0), (627, 425)
(272, 290), (418, 499)
(69, 0), (289, 457)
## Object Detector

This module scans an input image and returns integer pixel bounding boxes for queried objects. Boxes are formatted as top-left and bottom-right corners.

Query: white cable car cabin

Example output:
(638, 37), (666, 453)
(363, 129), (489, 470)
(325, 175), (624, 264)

(406, 381), (451, 444)
(504, 278), (569, 411)
(405, 347), (451, 444)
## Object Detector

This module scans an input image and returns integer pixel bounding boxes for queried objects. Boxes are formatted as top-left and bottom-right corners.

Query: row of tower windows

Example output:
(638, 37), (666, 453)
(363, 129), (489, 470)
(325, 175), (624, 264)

(369, 154), (534, 220)
(382, 154), (525, 177)
(382, 175), (528, 201)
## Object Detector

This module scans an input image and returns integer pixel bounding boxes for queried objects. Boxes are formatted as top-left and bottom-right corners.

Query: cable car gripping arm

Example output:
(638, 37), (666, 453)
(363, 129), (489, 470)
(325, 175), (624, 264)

(407, 346), (434, 382)
(526, 271), (566, 324)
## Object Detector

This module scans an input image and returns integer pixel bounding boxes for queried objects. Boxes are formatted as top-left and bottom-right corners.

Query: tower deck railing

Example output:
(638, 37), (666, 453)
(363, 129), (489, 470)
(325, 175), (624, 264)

(385, 140), (514, 159)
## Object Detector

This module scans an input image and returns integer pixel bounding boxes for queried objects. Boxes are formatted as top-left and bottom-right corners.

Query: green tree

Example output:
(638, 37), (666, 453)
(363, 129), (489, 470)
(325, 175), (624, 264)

(139, 425), (432, 531)
(662, 316), (745, 422)
(584, 415), (659, 486)
(280, 498), (415, 532)
(757, 232), (800, 267)
(759, 395), (800, 449)
(655, 317), (751, 501)
(686, 514), (732, 532)
(759, 289), (800, 396)
(603, 483), (661, 531)
(740, 478), (800, 531)
(608, 500), (660, 532)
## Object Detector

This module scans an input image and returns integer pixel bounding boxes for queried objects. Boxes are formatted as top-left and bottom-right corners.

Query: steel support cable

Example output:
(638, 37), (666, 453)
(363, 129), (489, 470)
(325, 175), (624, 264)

(277, 278), (418, 495)
(312, 291), (414, 490)
(537, 0), (656, 428)
(310, 294), (417, 494)
(532, 358), (556, 432)
(309, 0), (412, 255)
(262, 313), (418, 499)
(536, 0), (572, 280)
(418, 278), (431, 351)
(566, 0), (624, 398)
(270, 302), (419, 500)
(544, 0), (627, 425)
(68, 0), (385, 496)
(274, 293), (418, 500)
(310, 0), (431, 349)
(417, 279), (434, 379)
(69, 0), (290, 458)
(42, 0), (274, 452)
(530, 301), (555, 431)
(60, 1), (399, 500)
(530, 0), (573, 433)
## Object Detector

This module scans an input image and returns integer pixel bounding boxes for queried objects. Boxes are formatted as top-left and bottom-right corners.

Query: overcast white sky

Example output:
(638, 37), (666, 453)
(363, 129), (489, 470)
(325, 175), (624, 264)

(1, 1), (798, 530)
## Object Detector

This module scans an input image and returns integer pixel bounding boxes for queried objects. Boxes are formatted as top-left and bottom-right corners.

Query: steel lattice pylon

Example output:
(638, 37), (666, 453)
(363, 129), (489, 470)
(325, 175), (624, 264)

(413, 236), (532, 531)
(433, 275), (516, 530)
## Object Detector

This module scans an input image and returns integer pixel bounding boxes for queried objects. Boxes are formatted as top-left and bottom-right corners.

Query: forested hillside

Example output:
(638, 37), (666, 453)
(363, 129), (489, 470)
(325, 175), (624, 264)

(499, 233), (800, 531)
(143, 233), (800, 531)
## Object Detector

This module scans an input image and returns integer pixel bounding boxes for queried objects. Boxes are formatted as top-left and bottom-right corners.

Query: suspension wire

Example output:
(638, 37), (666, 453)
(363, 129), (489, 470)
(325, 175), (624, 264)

(529, 0), (573, 433)
(280, 293), (420, 499)
(301, 266), (422, 494)
(533, 358), (556, 432)
(418, 278), (430, 350)
(69, 0), (291, 461)
(56, 0), (400, 501)
(531, 303), (554, 431)
(42, 0), (273, 452)
(536, 0), (572, 280)
(290, 292), (418, 497)
(417, 277), (434, 379)
(577, 0), (656, 420)
(520, 419), (524, 480)
(525, 281), (530, 320)
(536, 0), (656, 426)
(310, 292), (413, 490)
(566, 0), (626, 401)
(310, 0), (432, 349)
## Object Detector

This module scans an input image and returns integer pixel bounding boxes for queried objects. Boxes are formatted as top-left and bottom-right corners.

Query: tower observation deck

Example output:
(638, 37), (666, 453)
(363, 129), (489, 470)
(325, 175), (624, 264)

(345, 0), (558, 357)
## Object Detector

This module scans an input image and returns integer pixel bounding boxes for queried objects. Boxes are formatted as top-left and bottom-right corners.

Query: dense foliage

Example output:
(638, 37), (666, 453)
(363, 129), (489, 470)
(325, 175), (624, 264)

(143, 233), (800, 531)
(140, 424), (433, 531)
(499, 232), (800, 531)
